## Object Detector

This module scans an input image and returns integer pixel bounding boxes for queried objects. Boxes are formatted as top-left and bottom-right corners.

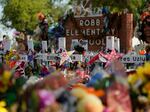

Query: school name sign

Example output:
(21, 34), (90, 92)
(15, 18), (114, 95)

(65, 16), (105, 51)
(66, 16), (104, 37)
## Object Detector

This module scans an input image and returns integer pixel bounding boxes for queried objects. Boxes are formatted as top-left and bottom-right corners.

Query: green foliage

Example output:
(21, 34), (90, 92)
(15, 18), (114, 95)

(67, 0), (148, 21)
(1, 0), (65, 31)
(1, 0), (148, 31)
(128, 0), (148, 21)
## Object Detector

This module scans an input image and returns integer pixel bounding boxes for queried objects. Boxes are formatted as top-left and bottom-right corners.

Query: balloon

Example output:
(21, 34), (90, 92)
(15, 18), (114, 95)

(28, 55), (33, 62)
(87, 73), (103, 87)
(37, 12), (45, 21)
(141, 12), (150, 21)
(92, 73), (103, 80)
(48, 23), (65, 38)
(9, 61), (16, 69)
(139, 50), (146, 55)
(102, 7), (109, 14)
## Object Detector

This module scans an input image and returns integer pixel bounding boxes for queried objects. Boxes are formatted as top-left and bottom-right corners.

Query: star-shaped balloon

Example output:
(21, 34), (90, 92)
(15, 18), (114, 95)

(100, 50), (123, 67)
(87, 53), (99, 65)
(60, 50), (74, 65)
(87, 52), (107, 65)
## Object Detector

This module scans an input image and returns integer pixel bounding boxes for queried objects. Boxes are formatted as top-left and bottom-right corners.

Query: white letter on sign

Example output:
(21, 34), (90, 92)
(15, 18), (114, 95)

(80, 20), (83, 26)
(96, 19), (100, 26)
(91, 19), (95, 26)
(66, 29), (70, 36)
(85, 20), (90, 26)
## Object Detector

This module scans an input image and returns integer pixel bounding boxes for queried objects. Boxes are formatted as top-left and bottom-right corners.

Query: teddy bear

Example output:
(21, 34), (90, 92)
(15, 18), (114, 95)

(71, 87), (104, 112)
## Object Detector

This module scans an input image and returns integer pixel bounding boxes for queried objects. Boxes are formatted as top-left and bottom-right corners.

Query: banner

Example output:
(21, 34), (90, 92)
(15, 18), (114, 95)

(120, 55), (146, 63)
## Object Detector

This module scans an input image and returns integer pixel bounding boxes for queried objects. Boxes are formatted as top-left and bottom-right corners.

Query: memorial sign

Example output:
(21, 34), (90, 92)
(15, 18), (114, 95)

(19, 55), (28, 61)
(71, 54), (83, 62)
(120, 54), (146, 64)
(65, 16), (105, 51)
(64, 13), (133, 53)
(66, 17), (103, 36)
(35, 53), (83, 62)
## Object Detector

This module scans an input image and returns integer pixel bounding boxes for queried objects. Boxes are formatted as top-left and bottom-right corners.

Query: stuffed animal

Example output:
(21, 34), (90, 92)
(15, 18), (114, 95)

(40, 73), (68, 90)
(71, 87), (104, 112)
(134, 44), (146, 55)
(37, 12), (48, 40)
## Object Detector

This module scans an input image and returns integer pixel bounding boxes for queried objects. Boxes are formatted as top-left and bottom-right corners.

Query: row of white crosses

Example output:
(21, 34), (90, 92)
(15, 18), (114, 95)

(106, 36), (120, 52)
(21, 37), (101, 62)
(28, 40), (48, 52)
(27, 37), (146, 66)
(1, 39), (48, 53)
(2, 37), (146, 65)
(2, 36), (120, 53)
(21, 39), (83, 62)
(59, 36), (120, 52)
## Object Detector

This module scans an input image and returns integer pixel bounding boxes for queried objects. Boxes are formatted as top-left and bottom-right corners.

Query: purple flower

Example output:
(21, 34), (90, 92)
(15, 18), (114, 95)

(103, 108), (110, 112)
(38, 90), (55, 108)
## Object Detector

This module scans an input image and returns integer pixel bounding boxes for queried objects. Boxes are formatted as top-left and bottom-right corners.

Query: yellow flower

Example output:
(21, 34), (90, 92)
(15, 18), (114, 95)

(136, 66), (144, 76)
(0, 101), (6, 107)
(137, 73), (146, 82)
(0, 106), (8, 112)
(0, 101), (8, 112)
(144, 62), (150, 75)
(143, 82), (150, 93)
(128, 74), (138, 85)
(136, 66), (146, 81)
(5, 55), (10, 65)
(4, 50), (17, 65)
(2, 71), (11, 85)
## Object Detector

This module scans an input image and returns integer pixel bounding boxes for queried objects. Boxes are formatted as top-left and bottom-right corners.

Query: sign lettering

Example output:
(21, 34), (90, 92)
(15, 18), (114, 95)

(19, 55), (28, 61)
(120, 55), (146, 63)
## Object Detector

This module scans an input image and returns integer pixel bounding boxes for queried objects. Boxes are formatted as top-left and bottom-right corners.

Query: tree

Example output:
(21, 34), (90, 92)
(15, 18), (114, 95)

(67, 0), (148, 21)
(0, 0), (65, 32)
(128, 0), (148, 21)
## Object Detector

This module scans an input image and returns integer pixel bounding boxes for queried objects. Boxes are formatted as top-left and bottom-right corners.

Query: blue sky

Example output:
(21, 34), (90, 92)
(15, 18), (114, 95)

(0, 5), (15, 40)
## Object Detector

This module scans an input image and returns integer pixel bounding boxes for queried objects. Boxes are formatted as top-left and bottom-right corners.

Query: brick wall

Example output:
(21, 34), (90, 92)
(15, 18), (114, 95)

(118, 14), (133, 53)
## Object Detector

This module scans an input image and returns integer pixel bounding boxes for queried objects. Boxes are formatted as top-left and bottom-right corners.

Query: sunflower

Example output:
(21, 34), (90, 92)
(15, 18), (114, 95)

(0, 101), (8, 112)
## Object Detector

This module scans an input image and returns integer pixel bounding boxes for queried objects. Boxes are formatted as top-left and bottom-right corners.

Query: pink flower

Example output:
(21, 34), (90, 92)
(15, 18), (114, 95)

(38, 90), (55, 108)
